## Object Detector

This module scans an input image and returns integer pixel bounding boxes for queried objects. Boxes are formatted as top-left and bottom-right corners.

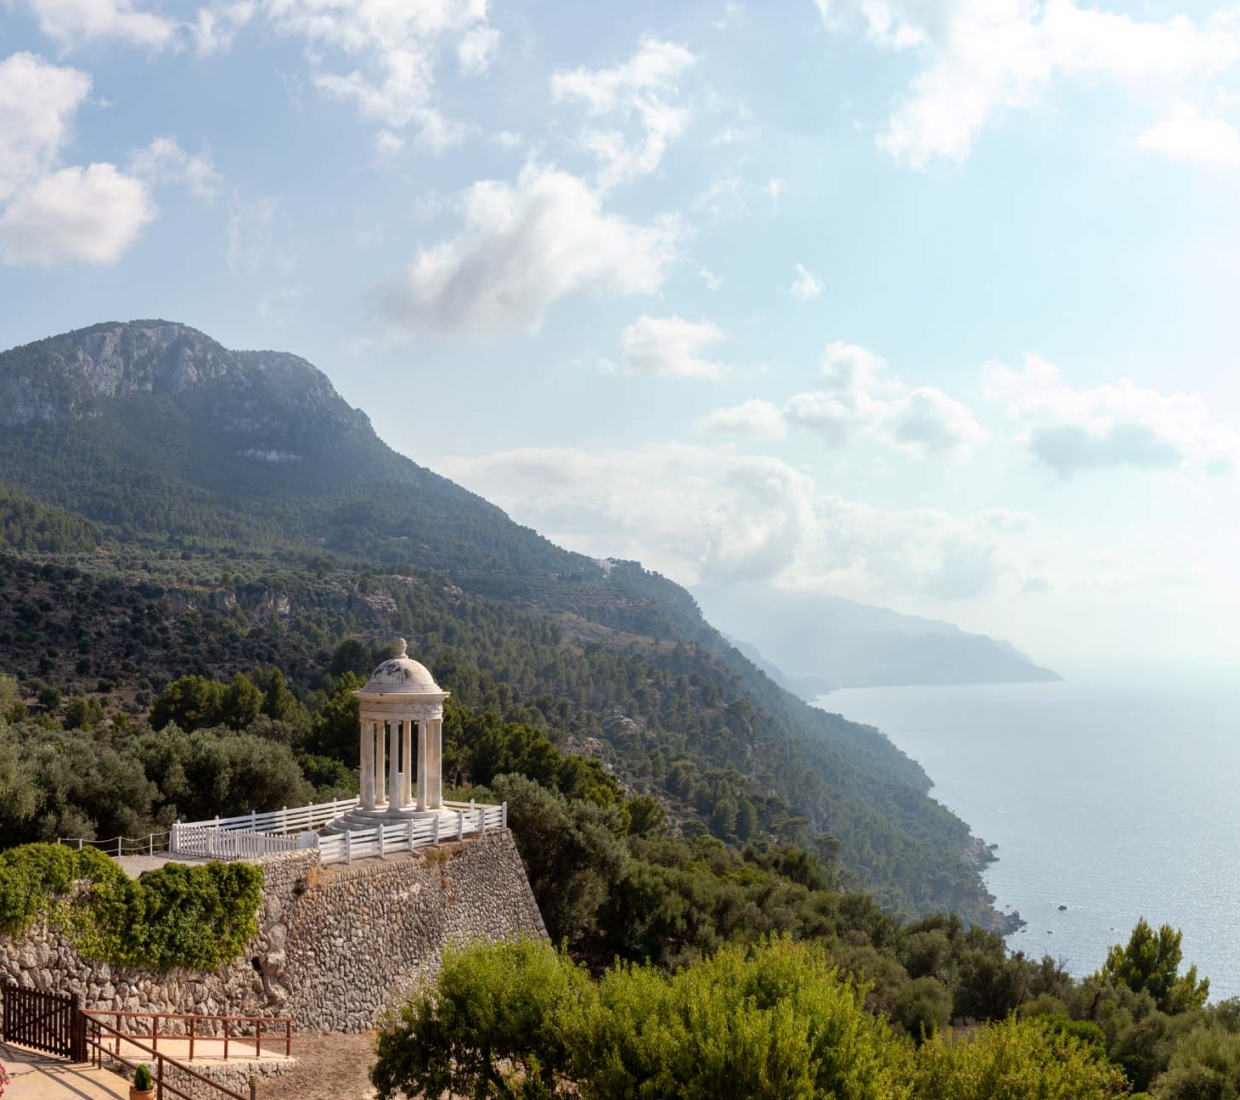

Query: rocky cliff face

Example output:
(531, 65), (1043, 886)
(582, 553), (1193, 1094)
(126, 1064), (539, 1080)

(0, 320), (397, 490)
(0, 320), (373, 442)
(0, 322), (243, 426)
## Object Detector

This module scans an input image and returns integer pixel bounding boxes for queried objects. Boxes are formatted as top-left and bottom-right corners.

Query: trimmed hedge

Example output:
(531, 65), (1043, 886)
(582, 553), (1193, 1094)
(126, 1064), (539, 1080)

(0, 843), (263, 972)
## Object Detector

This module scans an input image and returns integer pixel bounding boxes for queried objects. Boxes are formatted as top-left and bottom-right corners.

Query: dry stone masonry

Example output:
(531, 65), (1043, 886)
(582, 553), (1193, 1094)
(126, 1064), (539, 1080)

(0, 830), (545, 1033)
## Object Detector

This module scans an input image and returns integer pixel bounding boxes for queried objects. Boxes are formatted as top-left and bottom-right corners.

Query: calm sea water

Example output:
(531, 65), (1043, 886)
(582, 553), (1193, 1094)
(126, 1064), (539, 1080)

(819, 679), (1240, 1000)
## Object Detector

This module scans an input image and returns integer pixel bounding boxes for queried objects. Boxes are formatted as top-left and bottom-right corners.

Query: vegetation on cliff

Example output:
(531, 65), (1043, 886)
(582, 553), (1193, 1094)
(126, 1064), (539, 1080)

(0, 843), (262, 970)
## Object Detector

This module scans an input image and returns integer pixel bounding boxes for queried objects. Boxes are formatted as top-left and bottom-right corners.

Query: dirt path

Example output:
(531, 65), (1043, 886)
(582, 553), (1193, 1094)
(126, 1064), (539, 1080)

(257, 1033), (378, 1100)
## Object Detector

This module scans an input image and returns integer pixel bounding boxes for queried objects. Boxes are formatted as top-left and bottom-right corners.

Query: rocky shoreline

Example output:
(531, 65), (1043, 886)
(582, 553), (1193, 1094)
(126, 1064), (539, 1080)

(964, 835), (1026, 936)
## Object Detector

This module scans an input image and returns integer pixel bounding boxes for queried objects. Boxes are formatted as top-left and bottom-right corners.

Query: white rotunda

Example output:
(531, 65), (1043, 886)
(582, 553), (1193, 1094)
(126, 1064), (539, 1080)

(323, 638), (451, 832)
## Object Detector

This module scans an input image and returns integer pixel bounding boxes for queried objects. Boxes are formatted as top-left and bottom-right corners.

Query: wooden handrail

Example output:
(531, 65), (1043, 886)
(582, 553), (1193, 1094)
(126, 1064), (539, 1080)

(84, 1016), (249, 1100)
(83, 1009), (293, 1059)
(85, 1009), (292, 1025)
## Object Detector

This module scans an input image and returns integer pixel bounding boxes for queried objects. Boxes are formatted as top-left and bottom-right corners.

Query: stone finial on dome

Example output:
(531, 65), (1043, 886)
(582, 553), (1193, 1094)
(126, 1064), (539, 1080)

(356, 636), (445, 698)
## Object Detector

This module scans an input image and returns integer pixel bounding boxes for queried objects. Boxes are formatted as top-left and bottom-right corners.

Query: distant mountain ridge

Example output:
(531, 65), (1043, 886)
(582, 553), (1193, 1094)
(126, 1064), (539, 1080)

(699, 585), (1060, 693)
(0, 320), (1014, 927)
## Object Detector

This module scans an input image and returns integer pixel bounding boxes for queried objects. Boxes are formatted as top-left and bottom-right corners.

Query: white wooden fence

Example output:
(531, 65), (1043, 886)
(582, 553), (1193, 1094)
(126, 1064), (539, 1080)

(315, 803), (506, 865)
(170, 798), (507, 865)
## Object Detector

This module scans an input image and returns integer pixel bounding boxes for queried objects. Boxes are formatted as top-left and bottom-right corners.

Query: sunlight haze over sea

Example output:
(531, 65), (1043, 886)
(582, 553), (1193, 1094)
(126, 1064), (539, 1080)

(821, 679), (1240, 1001)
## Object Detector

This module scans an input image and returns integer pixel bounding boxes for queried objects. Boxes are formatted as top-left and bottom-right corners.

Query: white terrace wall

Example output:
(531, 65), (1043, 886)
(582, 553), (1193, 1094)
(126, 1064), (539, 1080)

(0, 830), (546, 1033)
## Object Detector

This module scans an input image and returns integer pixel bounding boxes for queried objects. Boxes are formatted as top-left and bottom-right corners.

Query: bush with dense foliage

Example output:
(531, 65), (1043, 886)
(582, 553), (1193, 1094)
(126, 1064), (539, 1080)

(372, 936), (589, 1100)
(1099, 919), (1209, 1015)
(912, 1016), (1129, 1100)
(0, 842), (262, 971)
(373, 938), (1173, 1100)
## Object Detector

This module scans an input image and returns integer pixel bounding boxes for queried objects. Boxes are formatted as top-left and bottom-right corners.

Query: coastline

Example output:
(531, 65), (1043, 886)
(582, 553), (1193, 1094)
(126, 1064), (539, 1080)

(964, 834), (1025, 936)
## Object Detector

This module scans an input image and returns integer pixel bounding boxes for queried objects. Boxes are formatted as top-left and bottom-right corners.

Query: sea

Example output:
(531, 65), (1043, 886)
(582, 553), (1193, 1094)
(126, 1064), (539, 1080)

(818, 678), (1240, 1001)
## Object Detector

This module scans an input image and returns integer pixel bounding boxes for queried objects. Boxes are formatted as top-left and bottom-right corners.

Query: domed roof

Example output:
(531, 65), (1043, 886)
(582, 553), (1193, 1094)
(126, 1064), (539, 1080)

(356, 639), (446, 697)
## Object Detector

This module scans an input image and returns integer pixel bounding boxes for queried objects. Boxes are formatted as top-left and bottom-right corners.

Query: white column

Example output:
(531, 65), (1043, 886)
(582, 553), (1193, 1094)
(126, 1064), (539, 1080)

(402, 719), (414, 808)
(373, 723), (384, 804)
(416, 718), (428, 811)
(360, 713), (375, 810)
(428, 717), (442, 810)
(376, 721), (386, 804)
(387, 719), (400, 812)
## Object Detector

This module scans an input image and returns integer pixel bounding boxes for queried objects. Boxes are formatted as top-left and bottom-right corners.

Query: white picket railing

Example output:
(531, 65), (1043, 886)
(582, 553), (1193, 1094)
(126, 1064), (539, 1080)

(315, 803), (506, 866)
(172, 797), (362, 848)
(170, 797), (507, 865)
(170, 826), (308, 860)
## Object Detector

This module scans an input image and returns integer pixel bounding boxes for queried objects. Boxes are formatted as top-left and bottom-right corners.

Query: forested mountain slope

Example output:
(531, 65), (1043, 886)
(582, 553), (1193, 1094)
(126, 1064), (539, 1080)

(0, 320), (1003, 925)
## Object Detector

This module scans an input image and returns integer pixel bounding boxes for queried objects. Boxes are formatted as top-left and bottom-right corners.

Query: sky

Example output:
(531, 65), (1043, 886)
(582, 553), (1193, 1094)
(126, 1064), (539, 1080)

(1, 0), (1239, 678)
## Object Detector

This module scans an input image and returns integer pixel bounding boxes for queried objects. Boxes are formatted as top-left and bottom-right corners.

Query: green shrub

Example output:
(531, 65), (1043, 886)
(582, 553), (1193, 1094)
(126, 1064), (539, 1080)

(574, 937), (910, 1100)
(0, 844), (122, 936)
(372, 935), (589, 1100)
(912, 1016), (1130, 1100)
(0, 842), (262, 972)
(132, 1064), (154, 1091)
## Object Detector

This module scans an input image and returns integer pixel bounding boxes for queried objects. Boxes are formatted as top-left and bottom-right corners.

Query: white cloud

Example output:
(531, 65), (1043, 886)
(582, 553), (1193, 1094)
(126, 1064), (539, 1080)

(439, 441), (1026, 597)
(765, 177), (788, 206)
(837, 0), (1240, 168)
(0, 53), (92, 202)
(130, 136), (223, 200)
(375, 129), (405, 153)
(694, 174), (750, 217)
(984, 355), (1240, 476)
(191, 1), (254, 56)
(227, 193), (294, 274)
(381, 161), (682, 333)
(264, 0), (495, 143)
(0, 163), (155, 266)
(457, 24), (499, 74)
(492, 130), (523, 149)
(315, 49), (463, 148)
(888, 385), (989, 456)
(0, 53), (160, 267)
(696, 398), (787, 439)
(1138, 107), (1240, 166)
(618, 315), (731, 380)
(551, 37), (696, 188)
(20, 0), (178, 48)
(790, 262), (822, 299)
(712, 2), (744, 31)
(783, 340), (987, 457)
(699, 267), (722, 290)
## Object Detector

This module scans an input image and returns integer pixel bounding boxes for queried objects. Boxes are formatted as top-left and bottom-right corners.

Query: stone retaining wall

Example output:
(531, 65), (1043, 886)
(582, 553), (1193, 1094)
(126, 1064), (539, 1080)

(0, 829), (545, 1033)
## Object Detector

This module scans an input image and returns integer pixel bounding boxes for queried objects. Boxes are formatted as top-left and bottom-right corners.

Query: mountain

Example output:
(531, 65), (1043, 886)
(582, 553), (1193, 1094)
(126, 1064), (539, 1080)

(698, 584), (1060, 694)
(0, 320), (1008, 926)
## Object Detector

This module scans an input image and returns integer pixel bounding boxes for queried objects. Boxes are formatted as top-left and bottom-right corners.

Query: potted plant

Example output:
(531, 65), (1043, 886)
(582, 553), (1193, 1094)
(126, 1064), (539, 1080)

(130, 1063), (155, 1100)
(1, 1060), (11, 1099)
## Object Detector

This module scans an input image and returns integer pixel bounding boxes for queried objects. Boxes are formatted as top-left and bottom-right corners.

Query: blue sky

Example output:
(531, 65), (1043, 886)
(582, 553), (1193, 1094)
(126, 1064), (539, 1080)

(1, 0), (1239, 676)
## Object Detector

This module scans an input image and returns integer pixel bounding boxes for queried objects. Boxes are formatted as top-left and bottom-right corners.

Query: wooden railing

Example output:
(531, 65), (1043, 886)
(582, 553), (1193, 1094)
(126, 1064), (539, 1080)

(83, 1015), (249, 1100)
(83, 1010), (293, 1061)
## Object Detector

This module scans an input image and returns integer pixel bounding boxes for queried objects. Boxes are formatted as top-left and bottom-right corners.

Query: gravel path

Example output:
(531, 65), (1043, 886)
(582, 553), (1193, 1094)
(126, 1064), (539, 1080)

(258, 1033), (379, 1100)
